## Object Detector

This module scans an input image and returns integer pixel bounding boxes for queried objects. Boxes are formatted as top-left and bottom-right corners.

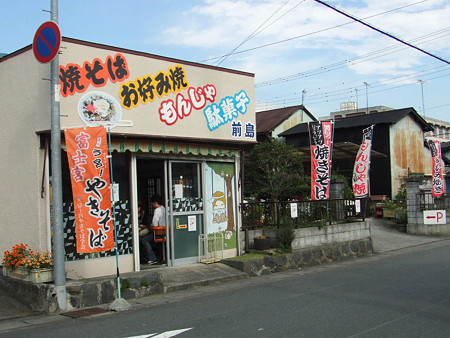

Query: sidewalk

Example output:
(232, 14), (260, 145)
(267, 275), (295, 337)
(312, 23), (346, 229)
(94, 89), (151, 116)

(370, 217), (449, 252)
(1, 218), (449, 324)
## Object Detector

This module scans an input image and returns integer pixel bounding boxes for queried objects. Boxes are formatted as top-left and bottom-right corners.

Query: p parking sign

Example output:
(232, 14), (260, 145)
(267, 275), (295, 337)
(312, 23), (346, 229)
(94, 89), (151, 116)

(423, 210), (447, 225)
(33, 21), (61, 63)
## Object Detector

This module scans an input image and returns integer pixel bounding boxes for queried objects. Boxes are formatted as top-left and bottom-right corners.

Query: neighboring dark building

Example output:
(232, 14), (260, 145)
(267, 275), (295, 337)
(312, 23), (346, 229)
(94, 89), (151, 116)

(280, 107), (434, 198)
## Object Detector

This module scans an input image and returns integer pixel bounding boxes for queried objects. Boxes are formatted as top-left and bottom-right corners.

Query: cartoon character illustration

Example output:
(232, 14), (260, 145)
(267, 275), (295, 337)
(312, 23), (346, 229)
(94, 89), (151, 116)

(212, 191), (227, 224)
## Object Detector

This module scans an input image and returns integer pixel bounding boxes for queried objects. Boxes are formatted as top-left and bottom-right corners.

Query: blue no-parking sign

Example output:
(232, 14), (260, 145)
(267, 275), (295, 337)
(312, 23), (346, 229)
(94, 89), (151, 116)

(33, 21), (61, 63)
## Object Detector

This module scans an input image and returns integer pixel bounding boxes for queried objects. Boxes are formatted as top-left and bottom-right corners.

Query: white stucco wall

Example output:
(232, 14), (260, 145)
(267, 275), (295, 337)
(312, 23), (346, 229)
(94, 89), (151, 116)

(0, 49), (51, 254)
(272, 109), (314, 139)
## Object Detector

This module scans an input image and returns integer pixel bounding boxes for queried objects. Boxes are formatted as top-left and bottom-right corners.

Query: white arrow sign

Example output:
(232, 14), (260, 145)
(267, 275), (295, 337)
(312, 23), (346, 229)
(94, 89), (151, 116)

(423, 210), (447, 225)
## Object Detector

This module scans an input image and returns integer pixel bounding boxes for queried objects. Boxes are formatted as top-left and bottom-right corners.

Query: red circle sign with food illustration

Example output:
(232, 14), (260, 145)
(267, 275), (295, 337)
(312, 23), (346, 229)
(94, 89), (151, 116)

(78, 91), (122, 127)
(33, 21), (61, 63)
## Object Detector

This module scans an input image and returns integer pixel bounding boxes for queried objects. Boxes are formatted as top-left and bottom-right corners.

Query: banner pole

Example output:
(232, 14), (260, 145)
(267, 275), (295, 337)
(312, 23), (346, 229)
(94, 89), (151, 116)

(107, 126), (122, 299)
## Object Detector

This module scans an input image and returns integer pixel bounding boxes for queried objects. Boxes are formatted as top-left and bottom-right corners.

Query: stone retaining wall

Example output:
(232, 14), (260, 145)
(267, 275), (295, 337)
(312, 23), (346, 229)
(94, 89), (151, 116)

(0, 274), (58, 313)
(224, 238), (373, 276)
(0, 269), (165, 313)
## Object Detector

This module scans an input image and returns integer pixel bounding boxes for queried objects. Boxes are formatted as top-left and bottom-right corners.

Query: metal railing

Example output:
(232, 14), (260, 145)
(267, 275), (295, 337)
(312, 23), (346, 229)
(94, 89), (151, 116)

(417, 193), (450, 211)
(241, 198), (369, 230)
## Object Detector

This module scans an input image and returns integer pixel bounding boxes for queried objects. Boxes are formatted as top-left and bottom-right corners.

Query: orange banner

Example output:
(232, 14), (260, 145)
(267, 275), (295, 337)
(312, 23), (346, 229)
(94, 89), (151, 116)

(65, 126), (115, 253)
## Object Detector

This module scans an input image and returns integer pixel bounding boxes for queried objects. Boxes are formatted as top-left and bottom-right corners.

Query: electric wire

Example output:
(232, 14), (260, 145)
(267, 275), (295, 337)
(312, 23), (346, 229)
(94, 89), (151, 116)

(199, 0), (429, 64)
(259, 63), (450, 105)
(215, 0), (303, 66)
(312, 0), (450, 65)
(256, 27), (450, 87)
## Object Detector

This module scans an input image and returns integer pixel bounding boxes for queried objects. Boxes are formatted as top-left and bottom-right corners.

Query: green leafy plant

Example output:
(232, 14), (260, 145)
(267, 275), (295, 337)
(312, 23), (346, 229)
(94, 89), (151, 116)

(121, 279), (131, 291)
(395, 208), (407, 224)
(278, 225), (295, 253)
(140, 279), (150, 287)
(244, 139), (309, 201)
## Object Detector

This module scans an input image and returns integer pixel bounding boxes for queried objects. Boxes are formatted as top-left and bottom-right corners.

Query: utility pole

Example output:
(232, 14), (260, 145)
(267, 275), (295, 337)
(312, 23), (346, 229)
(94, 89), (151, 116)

(355, 88), (359, 109)
(301, 89), (306, 106)
(50, 0), (67, 310)
(418, 80), (426, 117)
(364, 82), (369, 114)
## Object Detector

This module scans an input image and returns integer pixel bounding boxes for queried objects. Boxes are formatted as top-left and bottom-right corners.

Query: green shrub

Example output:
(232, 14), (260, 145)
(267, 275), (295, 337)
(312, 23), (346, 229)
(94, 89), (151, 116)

(121, 278), (131, 291)
(395, 208), (408, 224)
(278, 225), (295, 253)
(140, 279), (150, 287)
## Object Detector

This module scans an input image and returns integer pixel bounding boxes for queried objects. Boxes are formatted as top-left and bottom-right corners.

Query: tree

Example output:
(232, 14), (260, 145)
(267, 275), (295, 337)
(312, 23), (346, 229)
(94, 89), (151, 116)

(244, 139), (309, 201)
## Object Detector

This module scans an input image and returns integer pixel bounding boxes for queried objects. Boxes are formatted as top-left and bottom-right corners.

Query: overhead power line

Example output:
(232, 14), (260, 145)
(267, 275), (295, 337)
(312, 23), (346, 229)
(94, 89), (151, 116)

(312, 0), (450, 66)
(215, 0), (292, 66)
(256, 27), (450, 87)
(200, 0), (429, 64)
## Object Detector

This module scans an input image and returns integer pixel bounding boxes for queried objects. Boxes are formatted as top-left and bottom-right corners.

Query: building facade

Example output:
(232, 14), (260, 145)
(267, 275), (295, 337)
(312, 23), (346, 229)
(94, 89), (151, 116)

(0, 38), (255, 279)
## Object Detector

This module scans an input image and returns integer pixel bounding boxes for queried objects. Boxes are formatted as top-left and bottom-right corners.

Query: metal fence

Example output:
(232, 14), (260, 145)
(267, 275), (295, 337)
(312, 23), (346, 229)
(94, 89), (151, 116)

(241, 198), (369, 230)
(417, 193), (450, 211)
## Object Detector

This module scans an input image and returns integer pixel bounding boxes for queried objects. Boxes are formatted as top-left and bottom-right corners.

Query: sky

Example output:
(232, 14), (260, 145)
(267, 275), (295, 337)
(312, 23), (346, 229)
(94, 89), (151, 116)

(1, 0), (450, 121)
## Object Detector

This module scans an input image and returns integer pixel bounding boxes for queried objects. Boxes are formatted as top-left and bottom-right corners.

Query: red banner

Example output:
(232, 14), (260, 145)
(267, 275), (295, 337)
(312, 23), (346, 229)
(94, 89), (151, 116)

(352, 126), (373, 198)
(65, 126), (115, 253)
(309, 121), (334, 200)
(428, 139), (445, 197)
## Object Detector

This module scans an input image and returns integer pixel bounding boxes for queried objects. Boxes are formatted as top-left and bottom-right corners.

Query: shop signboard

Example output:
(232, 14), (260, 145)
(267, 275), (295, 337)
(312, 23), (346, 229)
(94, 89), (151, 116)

(58, 41), (256, 143)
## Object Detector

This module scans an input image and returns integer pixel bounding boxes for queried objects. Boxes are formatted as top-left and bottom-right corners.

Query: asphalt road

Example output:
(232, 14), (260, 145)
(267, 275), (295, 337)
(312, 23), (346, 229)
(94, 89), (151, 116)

(2, 240), (450, 338)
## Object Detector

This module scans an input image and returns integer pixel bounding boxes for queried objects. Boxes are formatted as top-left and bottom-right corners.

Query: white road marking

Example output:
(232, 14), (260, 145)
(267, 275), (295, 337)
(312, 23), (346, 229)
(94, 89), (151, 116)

(126, 327), (193, 338)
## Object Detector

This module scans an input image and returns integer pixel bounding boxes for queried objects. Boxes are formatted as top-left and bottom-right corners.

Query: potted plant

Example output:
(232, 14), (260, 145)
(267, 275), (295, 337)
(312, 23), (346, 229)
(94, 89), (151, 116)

(253, 235), (271, 250)
(381, 199), (397, 218)
(2, 244), (54, 283)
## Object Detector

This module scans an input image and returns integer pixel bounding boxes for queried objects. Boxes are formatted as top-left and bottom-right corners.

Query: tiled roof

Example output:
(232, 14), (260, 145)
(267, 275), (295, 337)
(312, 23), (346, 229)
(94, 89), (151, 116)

(256, 105), (317, 134)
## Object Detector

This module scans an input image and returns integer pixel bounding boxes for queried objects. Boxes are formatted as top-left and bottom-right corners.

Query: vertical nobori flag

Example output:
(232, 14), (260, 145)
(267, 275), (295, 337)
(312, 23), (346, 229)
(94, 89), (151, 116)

(428, 139), (446, 197)
(308, 121), (334, 200)
(65, 126), (115, 253)
(352, 126), (374, 198)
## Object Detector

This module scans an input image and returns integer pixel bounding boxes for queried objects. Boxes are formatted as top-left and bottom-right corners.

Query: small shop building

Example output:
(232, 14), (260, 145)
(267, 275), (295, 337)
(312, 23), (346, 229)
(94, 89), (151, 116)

(0, 37), (255, 279)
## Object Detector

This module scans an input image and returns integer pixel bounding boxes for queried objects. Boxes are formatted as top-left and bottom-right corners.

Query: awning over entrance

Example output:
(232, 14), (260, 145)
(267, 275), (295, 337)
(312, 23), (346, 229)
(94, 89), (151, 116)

(60, 138), (240, 157)
(116, 139), (240, 157)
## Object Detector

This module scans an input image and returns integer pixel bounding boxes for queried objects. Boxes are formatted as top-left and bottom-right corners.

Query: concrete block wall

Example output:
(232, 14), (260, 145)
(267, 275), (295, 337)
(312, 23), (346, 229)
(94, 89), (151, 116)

(240, 221), (370, 253)
(293, 222), (370, 250)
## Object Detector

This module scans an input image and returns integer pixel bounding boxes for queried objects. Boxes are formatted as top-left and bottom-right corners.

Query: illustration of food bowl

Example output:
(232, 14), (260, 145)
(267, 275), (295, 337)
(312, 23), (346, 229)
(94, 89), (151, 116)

(78, 91), (122, 126)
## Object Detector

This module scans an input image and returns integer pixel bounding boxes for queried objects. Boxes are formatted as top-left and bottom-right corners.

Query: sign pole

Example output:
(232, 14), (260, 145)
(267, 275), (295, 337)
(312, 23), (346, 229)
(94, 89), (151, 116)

(50, 0), (67, 310)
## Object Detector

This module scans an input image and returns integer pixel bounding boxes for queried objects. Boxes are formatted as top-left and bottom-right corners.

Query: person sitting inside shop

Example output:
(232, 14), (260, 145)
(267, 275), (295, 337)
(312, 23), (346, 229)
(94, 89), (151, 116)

(142, 195), (166, 265)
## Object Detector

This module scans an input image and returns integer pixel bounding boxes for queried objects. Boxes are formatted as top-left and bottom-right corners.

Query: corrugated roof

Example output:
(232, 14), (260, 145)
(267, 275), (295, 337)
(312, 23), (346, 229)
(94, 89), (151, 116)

(280, 107), (433, 136)
(256, 105), (317, 134)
